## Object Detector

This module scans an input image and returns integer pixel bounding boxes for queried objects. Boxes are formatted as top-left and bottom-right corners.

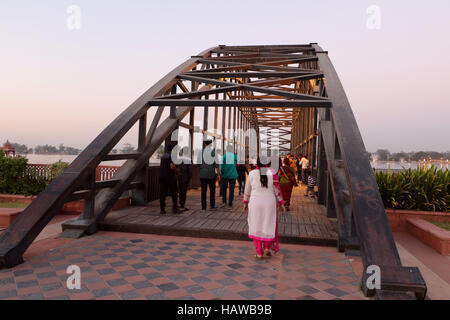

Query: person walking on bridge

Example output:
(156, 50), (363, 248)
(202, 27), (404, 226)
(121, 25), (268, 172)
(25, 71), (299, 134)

(198, 140), (220, 211)
(278, 157), (298, 211)
(236, 163), (249, 196)
(295, 154), (302, 184)
(243, 158), (285, 259)
(220, 144), (238, 208)
(159, 142), (180, 214)
(299, 154), (310, 185)
(177, 146), (193, 211)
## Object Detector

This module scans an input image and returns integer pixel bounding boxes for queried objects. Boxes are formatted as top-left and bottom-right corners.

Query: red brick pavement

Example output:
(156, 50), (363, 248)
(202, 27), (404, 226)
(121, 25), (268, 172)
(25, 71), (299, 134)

(0, 231), (366, 300)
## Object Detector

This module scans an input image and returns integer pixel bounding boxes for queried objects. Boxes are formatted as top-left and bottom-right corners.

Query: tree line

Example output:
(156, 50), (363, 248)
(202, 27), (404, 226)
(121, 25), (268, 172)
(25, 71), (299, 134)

(10, 143), (81, 155)
(33, 144), (81, 155)
(8, 142), (149, 155)
(8, 143), (82, 155)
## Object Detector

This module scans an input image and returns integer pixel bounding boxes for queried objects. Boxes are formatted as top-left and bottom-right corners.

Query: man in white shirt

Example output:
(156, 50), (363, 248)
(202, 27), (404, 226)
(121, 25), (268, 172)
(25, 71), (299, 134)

(299, 155), (309, 185)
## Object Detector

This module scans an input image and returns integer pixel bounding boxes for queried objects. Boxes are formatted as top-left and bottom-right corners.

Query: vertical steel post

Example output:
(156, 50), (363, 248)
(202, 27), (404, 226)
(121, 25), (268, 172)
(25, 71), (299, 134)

(165, 85), (178, 152)
(82, 172), (96, 220)
(131, 112), (149, 206)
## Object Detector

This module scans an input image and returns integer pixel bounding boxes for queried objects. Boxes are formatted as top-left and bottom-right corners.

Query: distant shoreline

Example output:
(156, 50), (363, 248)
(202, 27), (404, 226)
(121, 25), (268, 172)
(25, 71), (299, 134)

(15, 154), (448, 171)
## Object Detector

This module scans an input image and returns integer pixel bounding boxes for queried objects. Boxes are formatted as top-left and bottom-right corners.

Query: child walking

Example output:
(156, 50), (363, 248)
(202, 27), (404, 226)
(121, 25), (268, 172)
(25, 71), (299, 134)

(304, 169), (316, 198)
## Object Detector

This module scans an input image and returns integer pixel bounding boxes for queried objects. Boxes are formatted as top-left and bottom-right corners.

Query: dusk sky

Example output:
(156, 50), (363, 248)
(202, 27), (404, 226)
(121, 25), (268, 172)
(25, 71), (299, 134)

(0, 0), (449, 153)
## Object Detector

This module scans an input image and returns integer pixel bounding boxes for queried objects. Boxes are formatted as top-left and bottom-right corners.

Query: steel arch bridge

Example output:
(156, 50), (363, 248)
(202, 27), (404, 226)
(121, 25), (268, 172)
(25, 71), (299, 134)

(0, 44), (426, 299)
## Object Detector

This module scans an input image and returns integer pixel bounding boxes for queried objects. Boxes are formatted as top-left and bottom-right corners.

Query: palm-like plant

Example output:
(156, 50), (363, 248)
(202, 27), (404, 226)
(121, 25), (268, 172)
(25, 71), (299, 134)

(375, 167), (449, 212)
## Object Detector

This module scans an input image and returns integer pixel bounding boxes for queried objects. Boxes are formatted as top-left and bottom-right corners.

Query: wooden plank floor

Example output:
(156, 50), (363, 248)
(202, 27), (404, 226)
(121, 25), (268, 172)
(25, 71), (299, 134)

(99, 185), (338, 246)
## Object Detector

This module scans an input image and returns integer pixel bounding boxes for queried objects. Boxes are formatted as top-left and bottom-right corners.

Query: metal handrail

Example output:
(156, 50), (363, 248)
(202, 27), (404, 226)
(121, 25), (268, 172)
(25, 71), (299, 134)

(313, 44), (426, 299)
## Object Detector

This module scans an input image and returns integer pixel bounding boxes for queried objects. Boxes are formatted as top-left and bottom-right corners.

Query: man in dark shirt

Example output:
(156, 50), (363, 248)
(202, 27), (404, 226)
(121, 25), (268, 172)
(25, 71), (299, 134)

(236, 163), (248, 196)
(159, 142), (180, 214)
(296, 154), (302, 184)
(197, 140), (220, 211)
(177, 147), (193, 211)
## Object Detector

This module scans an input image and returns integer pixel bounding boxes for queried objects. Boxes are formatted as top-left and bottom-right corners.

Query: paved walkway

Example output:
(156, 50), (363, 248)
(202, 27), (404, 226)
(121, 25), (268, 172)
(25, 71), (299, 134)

(394, 232), (450, 300)
(100, 186), (338, 245)
(2, 186), (448, 300)
(0, 232), (366, 300)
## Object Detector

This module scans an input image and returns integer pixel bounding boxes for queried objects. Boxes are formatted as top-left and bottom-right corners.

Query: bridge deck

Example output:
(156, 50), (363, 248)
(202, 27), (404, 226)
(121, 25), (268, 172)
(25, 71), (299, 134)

(99, 185), (338, 246)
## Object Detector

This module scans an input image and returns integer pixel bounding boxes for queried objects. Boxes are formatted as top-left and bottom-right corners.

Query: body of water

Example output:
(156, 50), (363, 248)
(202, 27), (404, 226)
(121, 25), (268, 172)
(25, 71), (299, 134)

(22, 154), (161, 167)
(371, 161), (420, 170)
(371, 160), (448, 171)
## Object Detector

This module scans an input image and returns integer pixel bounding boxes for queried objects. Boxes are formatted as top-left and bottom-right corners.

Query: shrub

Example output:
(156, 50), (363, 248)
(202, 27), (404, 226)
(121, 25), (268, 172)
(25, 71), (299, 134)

(0, 150), (29, 194)
(0, 151), (68, 196)
(49, 161), (69, 181)
(375, 167), (449, 212)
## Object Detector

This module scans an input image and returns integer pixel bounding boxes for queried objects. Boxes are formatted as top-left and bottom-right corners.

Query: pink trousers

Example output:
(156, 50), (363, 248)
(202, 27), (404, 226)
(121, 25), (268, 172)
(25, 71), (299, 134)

(253, 239), (273, 256)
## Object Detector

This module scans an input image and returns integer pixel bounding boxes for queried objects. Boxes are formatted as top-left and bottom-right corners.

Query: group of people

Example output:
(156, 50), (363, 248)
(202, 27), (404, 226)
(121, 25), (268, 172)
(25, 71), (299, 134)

(196, 141), (243, 212)
(158, 140), (317, 259)
(278, 153), (317, 207)
(284, 153), (311, 186)
(158, 141), (246, 214)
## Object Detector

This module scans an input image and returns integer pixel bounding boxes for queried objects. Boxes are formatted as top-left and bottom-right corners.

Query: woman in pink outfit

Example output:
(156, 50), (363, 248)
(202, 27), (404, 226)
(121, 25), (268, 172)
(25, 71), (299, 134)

(243, 158), (285, 259)
(268, 163), (283, 255)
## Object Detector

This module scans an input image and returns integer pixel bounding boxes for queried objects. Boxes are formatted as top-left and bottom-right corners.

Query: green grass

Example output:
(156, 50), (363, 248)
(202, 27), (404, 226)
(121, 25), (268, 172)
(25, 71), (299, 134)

(0, 202), (28, 208)
(430, 221), (450, 231)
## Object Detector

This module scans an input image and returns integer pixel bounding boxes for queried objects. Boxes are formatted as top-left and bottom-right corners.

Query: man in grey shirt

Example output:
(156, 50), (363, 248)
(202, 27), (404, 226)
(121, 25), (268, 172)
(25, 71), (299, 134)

(197, 140), (221, 211)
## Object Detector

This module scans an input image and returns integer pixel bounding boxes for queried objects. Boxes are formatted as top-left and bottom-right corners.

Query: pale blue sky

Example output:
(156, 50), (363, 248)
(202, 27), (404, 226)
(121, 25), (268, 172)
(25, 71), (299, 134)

(0, 0), (449, 152)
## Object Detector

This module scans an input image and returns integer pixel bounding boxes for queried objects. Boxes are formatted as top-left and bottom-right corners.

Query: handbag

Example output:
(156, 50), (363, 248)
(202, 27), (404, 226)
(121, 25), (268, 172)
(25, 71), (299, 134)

(279, 167), (293, 185)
